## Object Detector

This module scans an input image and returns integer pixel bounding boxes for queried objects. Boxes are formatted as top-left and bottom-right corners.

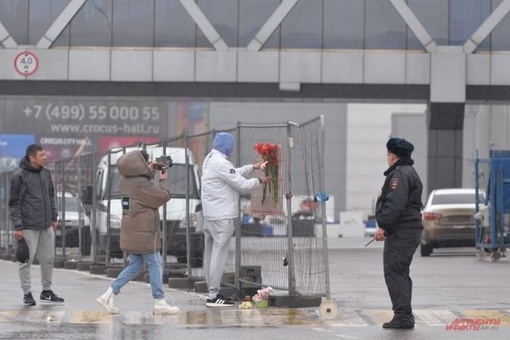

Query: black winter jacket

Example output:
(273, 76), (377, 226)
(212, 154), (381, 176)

(9, 157), (58, 230)
(375, 158), (423, 234)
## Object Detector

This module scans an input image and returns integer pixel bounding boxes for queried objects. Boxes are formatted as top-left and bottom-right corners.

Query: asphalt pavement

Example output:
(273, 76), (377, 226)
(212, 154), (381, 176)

(1, 237), (510, 340)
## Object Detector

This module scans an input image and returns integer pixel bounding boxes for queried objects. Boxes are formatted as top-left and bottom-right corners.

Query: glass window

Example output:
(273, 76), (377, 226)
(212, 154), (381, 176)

(70, 0), (112, 47)
(28, 0), (69, 46)
(0, 1), (29, 45)
(112, 0), (154, 47)
(489, 0), (510, 51)
(197, 0), (238, 48)
(432, 192), (484, 205)
(239, 0), (281, 49)
(281, 0), (322, 48)
(450, 0), (491, 50)
(408, 0), (449, 49)
(365, 0), (406, 49)
(155, 0), (197, 47)
(323, 0), (364, 49)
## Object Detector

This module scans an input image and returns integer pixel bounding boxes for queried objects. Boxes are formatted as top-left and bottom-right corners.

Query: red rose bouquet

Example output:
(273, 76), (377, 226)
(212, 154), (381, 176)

(254, 143), (279, 205)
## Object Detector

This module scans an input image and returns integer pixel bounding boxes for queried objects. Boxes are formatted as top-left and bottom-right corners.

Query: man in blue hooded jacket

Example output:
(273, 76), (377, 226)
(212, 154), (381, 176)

(201, 132), (270, 307)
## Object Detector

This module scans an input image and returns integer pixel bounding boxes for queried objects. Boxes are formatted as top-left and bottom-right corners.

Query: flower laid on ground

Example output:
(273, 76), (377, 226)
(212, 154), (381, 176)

(238, 301), (254, 309)
(253, 143), (279, 205)
(238, 295), (254, 309)
(252, 286), (273, 303)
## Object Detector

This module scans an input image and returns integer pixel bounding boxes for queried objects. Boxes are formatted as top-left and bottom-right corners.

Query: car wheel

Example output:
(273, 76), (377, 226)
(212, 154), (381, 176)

(420, 243), (433, 257)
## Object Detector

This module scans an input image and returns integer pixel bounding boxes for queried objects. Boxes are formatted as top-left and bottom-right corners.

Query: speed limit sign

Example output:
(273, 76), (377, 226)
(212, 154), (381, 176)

(14, 51), (39, 76)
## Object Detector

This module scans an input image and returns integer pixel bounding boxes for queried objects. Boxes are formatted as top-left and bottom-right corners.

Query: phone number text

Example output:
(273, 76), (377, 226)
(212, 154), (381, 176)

(23, 104), (160, 122)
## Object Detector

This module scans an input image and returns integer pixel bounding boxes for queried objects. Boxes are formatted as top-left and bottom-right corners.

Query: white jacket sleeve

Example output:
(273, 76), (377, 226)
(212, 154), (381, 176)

(236, 164), (253, 177)
(217, 161), (259, 192)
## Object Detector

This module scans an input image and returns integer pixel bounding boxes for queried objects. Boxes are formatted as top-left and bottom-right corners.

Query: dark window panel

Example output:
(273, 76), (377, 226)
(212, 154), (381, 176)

(0, 0), (29, 45)
(70, 0), (113, 47)
(112, 0), (154, 47)
(323, 0), (364, 49)
(239, 0), (280, 49)
(28, 0), (69, 46)
(365, 0), (406, 49)
(450, 0), (491, 50)
(197, 0), (238, 48)
(408, 0), (449, 50)
(281, 0), (322, 48)
(487, 0), (509, 51)
(155, 0), (197, 47)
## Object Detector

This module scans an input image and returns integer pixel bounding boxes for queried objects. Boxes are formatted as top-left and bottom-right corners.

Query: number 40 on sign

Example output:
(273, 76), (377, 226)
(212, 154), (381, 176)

(14, 51), (39, 76)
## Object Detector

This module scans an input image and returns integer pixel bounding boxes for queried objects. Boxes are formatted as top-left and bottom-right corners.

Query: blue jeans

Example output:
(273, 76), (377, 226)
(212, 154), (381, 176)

(111, 252), (165, 300)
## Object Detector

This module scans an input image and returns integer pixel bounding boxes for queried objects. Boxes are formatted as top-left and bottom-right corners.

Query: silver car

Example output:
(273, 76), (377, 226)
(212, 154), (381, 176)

(420, 188), (485, 257)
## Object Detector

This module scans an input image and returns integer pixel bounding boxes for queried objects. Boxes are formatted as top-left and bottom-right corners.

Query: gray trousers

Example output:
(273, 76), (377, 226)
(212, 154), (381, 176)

(19, 228), (55, 294)
(203, 219), (235, 299)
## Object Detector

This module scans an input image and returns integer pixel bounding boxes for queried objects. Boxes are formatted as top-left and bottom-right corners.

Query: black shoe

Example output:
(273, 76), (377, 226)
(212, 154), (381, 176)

(23, 292), (36, 306)
(40, 290), (65, 304)
(383, 316), (415, 329)
(206, 293), (235, 307)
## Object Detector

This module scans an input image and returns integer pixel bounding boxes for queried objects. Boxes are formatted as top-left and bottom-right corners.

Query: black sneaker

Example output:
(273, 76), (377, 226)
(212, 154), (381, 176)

(206, 293), (235, 307)
(23, 292), (36, 306)
(382, 316), (415, 329)
(40, 290), (65, 304)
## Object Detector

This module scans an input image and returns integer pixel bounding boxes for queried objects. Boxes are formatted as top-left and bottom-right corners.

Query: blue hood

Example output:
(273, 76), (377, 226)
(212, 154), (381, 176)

(213, 132), (234, 157)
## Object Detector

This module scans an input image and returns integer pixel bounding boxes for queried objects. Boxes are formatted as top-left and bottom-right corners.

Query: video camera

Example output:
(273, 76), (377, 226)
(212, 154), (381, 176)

(154, 155), (173, 171)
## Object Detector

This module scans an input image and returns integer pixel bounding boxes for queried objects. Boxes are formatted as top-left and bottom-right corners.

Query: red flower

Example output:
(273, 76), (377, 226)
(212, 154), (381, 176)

(254, 143), (279, 205)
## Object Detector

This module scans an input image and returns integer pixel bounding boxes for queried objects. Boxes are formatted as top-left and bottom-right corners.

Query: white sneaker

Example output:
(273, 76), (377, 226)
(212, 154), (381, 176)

(153, 298), (180, 315)
(96, 287), (120, 314)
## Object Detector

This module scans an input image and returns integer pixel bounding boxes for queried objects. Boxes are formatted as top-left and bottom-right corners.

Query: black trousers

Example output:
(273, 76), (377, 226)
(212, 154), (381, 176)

(383, 228), (422, 318)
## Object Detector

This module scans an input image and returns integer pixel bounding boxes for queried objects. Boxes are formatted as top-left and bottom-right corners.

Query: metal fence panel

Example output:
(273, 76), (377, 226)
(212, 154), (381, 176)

(236, 116), (328, 298)
(0, 171), (14, 259)
(0, 117), (329, 300)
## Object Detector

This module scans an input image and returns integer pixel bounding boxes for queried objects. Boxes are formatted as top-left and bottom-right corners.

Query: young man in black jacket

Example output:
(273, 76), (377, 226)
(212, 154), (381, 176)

(374, 138), (423, 329)
(9, 144), (64, 306)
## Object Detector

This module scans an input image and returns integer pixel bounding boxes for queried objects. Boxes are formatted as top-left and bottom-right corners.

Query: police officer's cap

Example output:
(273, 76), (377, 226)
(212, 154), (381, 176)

(386, 138), (414, 158)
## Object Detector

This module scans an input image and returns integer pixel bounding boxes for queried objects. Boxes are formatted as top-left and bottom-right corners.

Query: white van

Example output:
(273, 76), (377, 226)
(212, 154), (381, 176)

(55, 191), (91, 254)
(93, 146), (202, 261)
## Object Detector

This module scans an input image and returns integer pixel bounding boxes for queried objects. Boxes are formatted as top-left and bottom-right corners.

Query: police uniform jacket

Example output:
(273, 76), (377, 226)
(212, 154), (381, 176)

(375, 159), (423, 234)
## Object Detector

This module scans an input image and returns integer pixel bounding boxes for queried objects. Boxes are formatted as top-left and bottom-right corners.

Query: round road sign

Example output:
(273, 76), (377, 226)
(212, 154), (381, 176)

(14, 51), (39, 76)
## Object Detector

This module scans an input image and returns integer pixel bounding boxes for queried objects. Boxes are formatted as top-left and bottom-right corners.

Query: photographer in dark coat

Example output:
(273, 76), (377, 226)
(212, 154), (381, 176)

(374, 138), (423, 329)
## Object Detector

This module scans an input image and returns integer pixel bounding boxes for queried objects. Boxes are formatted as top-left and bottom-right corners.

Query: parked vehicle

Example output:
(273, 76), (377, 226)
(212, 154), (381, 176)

(420, 188), (485, 257)
(91, 146), (202, 260)
(173, 203), (204, 267)
(55, 192), (91, 255)
(363, 215), (377, 237)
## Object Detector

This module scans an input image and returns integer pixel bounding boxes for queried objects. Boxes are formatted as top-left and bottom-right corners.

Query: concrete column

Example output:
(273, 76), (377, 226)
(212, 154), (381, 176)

(427, 103), (465, 194)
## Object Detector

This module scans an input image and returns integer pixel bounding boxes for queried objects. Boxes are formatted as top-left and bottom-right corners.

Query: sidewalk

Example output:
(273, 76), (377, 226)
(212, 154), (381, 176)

(0, 259), (204, 315)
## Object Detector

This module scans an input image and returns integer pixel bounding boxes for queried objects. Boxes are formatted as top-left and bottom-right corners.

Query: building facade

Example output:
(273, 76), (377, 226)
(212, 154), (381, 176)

(1, 0), (510, 220)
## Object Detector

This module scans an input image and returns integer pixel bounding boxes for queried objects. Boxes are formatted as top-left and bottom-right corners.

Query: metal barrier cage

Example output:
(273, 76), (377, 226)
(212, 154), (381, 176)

(87, 136), (197, 267)
(0, 170), (15, 259)
(1, 117), (330, 303)
(51, 153), (96, 262)
(475, 150), (510, 261)
(234, 116), (329, 300)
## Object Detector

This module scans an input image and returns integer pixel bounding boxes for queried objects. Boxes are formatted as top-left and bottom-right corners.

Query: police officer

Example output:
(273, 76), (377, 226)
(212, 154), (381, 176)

(374, 137), (423, 329)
